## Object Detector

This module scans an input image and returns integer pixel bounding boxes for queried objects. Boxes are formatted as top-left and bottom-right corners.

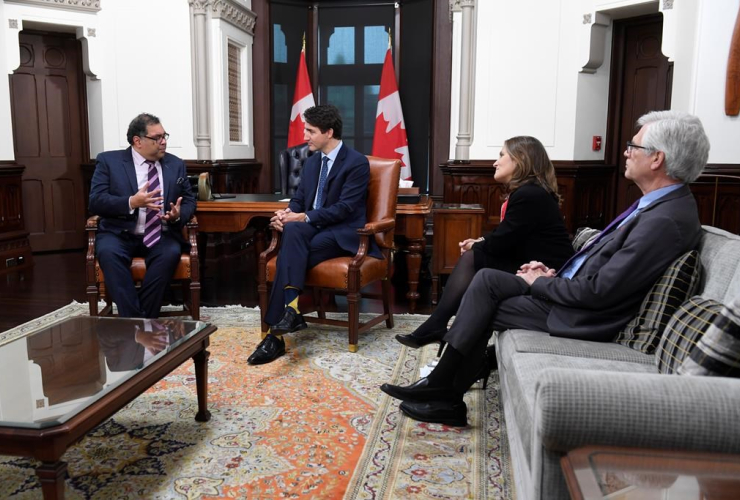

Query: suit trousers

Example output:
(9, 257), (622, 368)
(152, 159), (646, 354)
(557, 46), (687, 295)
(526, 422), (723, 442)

(443, 268), (553, 356)
(96, 230), (182, 318)
(265, 222), (351, 325)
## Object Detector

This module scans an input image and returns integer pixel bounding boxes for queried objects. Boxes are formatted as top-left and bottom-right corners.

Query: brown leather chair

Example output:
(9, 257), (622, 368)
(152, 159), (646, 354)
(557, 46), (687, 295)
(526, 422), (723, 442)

(85, 215), (200, 320)
(258, 157), (402, 352)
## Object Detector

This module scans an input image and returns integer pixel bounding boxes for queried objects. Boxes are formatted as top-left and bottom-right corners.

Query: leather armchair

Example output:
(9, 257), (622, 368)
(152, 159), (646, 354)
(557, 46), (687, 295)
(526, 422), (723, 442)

(258, 157), (402, 352)
(279, 143), (315, 196)
(85, 215), (200, 320)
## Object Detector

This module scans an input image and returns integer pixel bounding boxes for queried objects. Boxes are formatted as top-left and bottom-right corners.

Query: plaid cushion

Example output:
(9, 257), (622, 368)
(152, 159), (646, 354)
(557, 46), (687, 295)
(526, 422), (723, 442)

(656, 296), (724, 374)
(615, 251), (700, 354)
(678, 297), (740, 377)
(572, 227), (601, 252)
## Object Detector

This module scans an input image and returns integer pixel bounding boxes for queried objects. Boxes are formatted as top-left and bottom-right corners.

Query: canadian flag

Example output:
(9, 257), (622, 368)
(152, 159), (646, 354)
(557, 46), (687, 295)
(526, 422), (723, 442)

(372, 48), (412, 181)
(287, 46), (316, 148)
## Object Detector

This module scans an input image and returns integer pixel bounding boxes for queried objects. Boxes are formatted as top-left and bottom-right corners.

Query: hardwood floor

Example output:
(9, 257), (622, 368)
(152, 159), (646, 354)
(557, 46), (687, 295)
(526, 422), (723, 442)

(0, 250), (435, 332)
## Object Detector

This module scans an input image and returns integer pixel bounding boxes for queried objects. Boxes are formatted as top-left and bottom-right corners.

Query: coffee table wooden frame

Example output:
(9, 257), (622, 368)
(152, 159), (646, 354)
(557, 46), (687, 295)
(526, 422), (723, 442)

(0, 322), (217, 500)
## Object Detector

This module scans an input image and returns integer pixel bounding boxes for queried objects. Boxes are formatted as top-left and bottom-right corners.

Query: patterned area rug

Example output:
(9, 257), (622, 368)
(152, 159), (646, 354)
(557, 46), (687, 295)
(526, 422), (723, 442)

(0, 303), (514, 499)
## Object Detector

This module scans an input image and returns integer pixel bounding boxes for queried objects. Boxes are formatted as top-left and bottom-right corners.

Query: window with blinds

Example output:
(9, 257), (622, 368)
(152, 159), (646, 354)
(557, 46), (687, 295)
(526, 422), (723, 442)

(228, 42), (242, 143)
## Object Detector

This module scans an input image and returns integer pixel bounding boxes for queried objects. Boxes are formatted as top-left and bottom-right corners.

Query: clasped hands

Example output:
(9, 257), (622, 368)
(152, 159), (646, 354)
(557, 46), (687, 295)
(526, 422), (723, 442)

(459, 237), (485, 255)
(269, 207), (305, 232)
(130, 182), (182, 223)
(516, 261), (557, 285)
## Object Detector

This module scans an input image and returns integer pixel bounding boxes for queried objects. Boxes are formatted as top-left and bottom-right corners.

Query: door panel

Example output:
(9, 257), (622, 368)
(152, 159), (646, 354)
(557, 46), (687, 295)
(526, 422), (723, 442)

(10, 32), (87, 252)
(613, 16), (671, 213)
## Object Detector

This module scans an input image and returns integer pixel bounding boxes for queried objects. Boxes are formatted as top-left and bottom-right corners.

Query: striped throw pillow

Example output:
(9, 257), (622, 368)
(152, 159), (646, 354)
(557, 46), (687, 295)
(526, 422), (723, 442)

(656, 296), (724, 374)
(615, 251), (700, 354)
(572, 227), (601, 252)
(678, 297), (740, 377)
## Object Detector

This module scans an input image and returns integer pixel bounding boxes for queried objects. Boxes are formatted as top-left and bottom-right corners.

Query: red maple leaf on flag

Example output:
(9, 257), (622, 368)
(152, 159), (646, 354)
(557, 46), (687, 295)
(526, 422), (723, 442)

(287, 47), (315, 148)
(372, 48), (412, 181)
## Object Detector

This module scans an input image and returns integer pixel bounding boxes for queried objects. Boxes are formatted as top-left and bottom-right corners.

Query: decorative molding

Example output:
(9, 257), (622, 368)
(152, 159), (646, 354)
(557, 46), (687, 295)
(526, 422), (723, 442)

(212, 0), (256, 35)
(449, 0), (461, 14)
(581, 12), (611, 74)
(8, 19), (19, 29)
(583, 13), (592, 25)
(188, 0), (210, 14)
(87, 27), (96, 37)
(5, 0), (101, 13)
(663, 0), (674, 10)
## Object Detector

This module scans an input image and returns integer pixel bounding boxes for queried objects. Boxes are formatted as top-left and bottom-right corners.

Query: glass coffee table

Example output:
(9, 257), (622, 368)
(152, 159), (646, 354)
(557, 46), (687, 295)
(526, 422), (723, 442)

(0, 316), (216, 500)
(562, 445), (740, 499)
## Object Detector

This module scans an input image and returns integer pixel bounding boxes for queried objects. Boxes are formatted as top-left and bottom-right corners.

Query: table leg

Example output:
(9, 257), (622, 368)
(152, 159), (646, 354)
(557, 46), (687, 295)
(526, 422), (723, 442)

(432, 275), (439, 305)
(36, 461), (67, 500)
(193, 348), (212, 422)
(405, 237), (425, 313)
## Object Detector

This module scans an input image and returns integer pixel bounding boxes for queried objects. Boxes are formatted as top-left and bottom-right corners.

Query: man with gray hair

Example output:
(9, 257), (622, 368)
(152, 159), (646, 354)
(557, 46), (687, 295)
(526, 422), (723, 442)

(381, 110), (709, 426)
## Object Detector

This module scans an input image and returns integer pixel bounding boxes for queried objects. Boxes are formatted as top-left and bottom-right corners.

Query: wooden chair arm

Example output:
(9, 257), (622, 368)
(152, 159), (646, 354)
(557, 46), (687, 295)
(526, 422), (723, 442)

(86, 215), (100, 230)
(259, 229), (282, 266)
(357, 217), (396, 236)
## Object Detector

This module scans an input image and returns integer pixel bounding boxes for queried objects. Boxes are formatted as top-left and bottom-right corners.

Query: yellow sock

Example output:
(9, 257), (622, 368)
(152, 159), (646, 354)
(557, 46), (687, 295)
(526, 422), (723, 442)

(288, 296), (299, 313)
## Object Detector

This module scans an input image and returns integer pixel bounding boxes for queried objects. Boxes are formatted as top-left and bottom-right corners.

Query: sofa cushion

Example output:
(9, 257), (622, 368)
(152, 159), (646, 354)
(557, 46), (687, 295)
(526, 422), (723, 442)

(615, 250), (701, 354)
(696, 226), (740, 303)
(497, 330), (654, 368)
(506, 352), (657, 465)
(678, 297), (740, 377)
(656, 296), (724, 374)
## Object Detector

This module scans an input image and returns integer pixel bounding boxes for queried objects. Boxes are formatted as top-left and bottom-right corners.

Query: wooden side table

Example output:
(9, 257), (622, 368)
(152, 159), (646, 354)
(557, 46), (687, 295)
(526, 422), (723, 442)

(431, 203), (485, 305)
(561, 445), (740, 499)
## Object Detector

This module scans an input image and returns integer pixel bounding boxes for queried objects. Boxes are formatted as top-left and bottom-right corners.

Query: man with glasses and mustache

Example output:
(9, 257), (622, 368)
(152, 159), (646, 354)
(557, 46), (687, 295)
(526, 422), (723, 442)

(89, 113), (195, 318)
(380, 110), (710, 427)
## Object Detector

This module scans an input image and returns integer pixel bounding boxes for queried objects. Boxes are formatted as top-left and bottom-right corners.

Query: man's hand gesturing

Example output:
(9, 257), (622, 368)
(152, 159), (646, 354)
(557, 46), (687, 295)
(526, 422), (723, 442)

(130, 182), (163, 210)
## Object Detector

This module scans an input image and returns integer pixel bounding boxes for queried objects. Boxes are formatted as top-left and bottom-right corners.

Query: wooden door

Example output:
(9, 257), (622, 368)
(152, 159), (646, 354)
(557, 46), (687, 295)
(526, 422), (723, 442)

(609, 15), (672, 214)
(10, 31), (88, 252)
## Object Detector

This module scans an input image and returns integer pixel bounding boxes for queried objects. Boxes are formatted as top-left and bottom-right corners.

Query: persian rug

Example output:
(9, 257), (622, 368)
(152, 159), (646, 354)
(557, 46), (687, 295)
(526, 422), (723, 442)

(0, 303), (514, 499)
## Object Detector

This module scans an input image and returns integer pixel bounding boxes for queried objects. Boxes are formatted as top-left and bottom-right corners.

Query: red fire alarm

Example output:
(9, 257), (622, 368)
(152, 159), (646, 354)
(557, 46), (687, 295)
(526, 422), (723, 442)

(592, 136), (602, 151)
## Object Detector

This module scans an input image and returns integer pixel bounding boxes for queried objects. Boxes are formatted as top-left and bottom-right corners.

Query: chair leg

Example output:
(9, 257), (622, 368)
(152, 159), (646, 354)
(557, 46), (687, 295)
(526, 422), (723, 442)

(258, 282), (270, 333)
(190, 279), (200, 321)
(382, 278), (394, 328)
(87, 285), (99, 316)
(313, 288), (326, 319)
(347, 291), (360, 353)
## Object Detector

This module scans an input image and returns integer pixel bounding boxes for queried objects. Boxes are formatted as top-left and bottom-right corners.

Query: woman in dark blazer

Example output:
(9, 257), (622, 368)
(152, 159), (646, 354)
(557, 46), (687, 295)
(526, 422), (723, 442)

(397, 135), (574, 350)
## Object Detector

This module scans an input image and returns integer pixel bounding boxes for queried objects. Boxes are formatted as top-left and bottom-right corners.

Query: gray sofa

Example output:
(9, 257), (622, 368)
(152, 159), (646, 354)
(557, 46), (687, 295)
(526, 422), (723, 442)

(495, 225), (740, 499)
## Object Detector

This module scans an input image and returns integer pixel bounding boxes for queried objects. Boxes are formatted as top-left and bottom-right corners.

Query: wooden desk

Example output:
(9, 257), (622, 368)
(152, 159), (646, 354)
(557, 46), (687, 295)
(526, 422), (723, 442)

(196, 194), (433, 313)
(561, 446), (740, 500)
(431, 203), (485, 304)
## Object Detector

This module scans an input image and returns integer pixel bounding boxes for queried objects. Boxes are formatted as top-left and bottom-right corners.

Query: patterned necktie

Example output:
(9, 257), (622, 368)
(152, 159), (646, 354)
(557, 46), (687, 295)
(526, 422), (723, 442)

(557, 199), (640, 276)
(143, 161), (161, 248)
(315, 156), (329, 209)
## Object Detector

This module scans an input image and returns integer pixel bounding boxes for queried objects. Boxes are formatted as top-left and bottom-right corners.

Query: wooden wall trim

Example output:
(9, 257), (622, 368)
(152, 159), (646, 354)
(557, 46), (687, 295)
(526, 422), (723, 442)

(252, 0), (272, 193)
(0, 162), (24, 176)
(429, 0), (453, 198)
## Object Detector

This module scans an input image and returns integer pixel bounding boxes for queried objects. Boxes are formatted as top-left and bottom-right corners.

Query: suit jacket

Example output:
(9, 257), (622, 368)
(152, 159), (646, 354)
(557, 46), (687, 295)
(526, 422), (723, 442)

(88, 147), (196, 246)
(288, 144), (381, 258)
(472, 182), (574, 273)
(530, 185), (702, 341)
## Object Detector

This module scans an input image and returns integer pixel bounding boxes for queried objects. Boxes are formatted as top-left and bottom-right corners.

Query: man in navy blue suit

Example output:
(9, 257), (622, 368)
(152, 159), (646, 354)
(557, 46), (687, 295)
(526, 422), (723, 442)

(89, 113), (196, 318)
(248, 104), (381, 365)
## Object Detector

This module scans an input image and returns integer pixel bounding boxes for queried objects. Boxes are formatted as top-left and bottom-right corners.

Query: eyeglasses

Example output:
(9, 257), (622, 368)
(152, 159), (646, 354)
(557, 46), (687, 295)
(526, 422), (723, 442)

(625, 141), (652, 153)
(141, 133), (170, 143)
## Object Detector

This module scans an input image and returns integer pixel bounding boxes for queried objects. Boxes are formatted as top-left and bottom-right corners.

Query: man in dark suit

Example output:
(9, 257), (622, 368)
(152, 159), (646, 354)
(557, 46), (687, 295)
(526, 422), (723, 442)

(381, 110), (711, 426)
(248, 104), (380, 365)
(89, 113), (196, 318)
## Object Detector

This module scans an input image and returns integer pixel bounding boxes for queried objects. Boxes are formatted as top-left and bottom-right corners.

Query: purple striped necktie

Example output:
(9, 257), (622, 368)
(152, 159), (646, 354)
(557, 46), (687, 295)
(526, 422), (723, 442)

(557, 199), (640, 276)
(143, 161), (161, 248)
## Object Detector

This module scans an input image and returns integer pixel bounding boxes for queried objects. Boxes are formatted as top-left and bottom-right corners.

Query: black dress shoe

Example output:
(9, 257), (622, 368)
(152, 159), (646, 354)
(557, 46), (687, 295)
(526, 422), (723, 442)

(380, 378), (457, 403)
(396, 326), (448, 357)
(399, 400), (467, 427)
(271, 307), (307, 335)
(247, 334), (286, 365)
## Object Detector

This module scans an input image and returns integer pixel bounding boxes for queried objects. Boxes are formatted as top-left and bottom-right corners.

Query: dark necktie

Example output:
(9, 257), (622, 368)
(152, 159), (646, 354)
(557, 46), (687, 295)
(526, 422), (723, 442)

(557, 199), (640, 276)
(143, 161), (161, 248)
(315, 156), (329, 209)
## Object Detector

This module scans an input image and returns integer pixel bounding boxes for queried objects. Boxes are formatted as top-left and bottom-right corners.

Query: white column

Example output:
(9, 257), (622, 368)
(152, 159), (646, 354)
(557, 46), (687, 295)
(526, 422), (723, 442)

(189, 0), (213, 160)
(454, 0), (476, 161)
